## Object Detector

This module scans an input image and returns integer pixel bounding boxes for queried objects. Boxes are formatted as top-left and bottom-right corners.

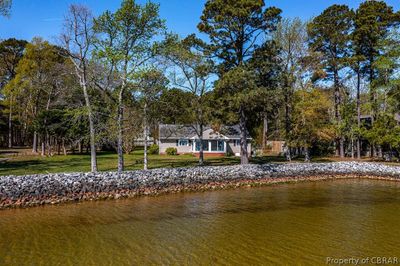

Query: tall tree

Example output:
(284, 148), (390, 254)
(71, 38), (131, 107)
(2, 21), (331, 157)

(248, 40), (282, 151)
(94, 0), (165, 172)
(308, 4), (354, 158)
(0, 38), (27, 148)
(353, 1), (399, 153)
(272, 18), (309, 160)
(198, 0), (281, 164)
(61, 4), (98, 172)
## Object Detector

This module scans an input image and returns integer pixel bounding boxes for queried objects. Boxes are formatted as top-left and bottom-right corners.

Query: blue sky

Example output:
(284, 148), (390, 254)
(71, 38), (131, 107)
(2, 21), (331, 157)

(1, 0), (399, 42)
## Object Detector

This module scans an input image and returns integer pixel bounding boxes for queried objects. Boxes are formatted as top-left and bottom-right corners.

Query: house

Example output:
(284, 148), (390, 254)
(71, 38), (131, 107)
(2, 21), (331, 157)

(158, 124), (251, 157)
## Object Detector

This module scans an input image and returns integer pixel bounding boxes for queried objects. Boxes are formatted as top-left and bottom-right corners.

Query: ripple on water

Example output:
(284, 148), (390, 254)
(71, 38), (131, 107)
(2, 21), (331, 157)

(1, 179), (400, 265)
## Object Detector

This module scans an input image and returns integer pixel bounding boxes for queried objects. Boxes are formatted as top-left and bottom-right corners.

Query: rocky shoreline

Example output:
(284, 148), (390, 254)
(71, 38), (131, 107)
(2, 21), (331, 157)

(1, 162), (400, 209)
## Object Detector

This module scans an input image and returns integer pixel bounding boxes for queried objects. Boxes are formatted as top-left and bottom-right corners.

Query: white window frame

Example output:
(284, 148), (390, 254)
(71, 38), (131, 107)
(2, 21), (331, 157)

(178, 139), (189, 146)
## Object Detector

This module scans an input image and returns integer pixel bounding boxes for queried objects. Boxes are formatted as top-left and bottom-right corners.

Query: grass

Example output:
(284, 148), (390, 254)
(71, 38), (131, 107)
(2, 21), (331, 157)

(0, 147), (393, 176)
(0, 148), (244, 176)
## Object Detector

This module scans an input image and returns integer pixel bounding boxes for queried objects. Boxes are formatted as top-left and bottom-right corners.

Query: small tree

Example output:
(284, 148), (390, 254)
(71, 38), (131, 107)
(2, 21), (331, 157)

(289, 88), (335, 162)
(61, 4), (98, 172)
(134, 69), (167, 170)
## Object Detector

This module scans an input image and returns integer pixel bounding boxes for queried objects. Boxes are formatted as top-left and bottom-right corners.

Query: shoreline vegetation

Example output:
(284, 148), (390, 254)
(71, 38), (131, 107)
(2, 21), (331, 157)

(1, 162), (400, 210)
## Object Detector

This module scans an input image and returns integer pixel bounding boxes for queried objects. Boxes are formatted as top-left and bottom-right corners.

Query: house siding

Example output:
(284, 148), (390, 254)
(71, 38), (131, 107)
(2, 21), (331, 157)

(159, 139), (192, 154)
(227, 140), (251, 156)
(159, 138), (251, 156)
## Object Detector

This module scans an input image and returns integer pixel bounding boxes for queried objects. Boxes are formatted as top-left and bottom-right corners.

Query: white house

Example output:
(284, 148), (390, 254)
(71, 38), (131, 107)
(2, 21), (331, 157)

(158, 124), (251, 157)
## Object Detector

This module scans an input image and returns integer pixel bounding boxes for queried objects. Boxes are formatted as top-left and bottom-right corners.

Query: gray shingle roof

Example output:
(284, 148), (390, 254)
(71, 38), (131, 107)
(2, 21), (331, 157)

(159, 124), (245, 139)
(159, 124), (199, 139)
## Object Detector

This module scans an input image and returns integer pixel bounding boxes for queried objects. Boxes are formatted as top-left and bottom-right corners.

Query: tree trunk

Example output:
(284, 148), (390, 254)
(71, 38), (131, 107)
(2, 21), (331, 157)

(262, 113), (268, 152)
(356, 68), (361, 160)
(46, 132), (51, 156)
(78, 140), (82, 154)
(378, 145), (383, 158)
(304, 147), (310, 162)
(351, 138), (354, 159)
(62, 139), (67, 156)
(117, 89), (124, 173)
(340, 137), (345, 159)
(372, 144), (376, 158)
(199, 124), (204, 165)
(284, 79), (292, 161)
(239, 106), (249, 164)
(8, 97), (12, 148)
(41, 140), (45, 157)
(32, 131), (38, 153)
(334, 70), (344, 158)
(369, 58), (376, 122)
(143, 103), (148, 170)
(117, 104), (124, 172)
(82, 82), (97, 172)
(285, 146), (292, 161)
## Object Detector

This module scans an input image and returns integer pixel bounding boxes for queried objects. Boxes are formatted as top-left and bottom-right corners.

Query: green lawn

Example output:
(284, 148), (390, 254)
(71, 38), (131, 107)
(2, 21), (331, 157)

(0, 149), (246, 176)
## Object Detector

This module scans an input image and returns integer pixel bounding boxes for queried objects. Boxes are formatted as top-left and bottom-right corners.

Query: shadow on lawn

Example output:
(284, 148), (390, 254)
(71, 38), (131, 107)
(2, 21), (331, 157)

(0, 157), (92, 175)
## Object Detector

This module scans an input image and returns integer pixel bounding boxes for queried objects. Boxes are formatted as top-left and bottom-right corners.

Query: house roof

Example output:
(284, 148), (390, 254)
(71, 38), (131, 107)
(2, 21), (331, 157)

(159, 124), (247, 140)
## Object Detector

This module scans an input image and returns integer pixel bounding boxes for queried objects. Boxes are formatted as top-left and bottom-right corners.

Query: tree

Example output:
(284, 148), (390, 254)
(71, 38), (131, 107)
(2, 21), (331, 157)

(158, 34), (214, 165)
(159, 88), (192, 124)
(214, 66), (258, 155)
(198, 0), (281, 164)
(353, 1), (399, 157)
(0, 38), (27, 148)
(134, 69), (167, 170)
(289, 88), (334, 162)
(248, 40), (282, 151)
(308, 4), (354, 158)
(272, 18), (309, 160)
(0, 0), (11, 16)
(61, 4), (98, 172)
(5, 38), (66, 154)
(94, 0), (165, 172)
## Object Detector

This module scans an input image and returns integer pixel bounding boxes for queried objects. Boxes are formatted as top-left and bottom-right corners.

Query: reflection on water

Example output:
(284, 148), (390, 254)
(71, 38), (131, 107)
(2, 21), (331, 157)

(1, 179), (400, 265)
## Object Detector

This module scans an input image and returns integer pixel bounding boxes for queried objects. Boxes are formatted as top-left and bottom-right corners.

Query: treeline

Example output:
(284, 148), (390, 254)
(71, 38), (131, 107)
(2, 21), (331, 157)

(1, 0), (400, 171)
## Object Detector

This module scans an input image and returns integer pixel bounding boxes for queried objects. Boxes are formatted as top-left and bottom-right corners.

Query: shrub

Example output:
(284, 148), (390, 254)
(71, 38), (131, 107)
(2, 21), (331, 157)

(148, 144), (159, 155)
(166, 147), (178, 155)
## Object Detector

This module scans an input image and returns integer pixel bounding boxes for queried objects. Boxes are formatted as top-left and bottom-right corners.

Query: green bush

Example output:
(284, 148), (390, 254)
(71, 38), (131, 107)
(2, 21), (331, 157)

(166, 147), (178, 155)
(148, 144), (159, 155)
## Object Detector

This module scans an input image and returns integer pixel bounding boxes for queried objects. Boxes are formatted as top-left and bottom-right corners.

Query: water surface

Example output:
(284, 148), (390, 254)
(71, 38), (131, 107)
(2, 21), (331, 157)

(1, 179), (400, 265)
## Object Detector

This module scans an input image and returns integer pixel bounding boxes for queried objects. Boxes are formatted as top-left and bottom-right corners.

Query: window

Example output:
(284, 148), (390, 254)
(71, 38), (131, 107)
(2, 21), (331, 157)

(217, 140), (224, 151)
(195, 140), (208, 151)
(233, 139), (240, 146)
(210, 140), (225, 151)
(178, 139), (189, 146)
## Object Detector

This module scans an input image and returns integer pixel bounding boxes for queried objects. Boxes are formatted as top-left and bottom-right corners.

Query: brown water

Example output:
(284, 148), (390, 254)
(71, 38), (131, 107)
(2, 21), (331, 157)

(1, 179), (400, 265)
